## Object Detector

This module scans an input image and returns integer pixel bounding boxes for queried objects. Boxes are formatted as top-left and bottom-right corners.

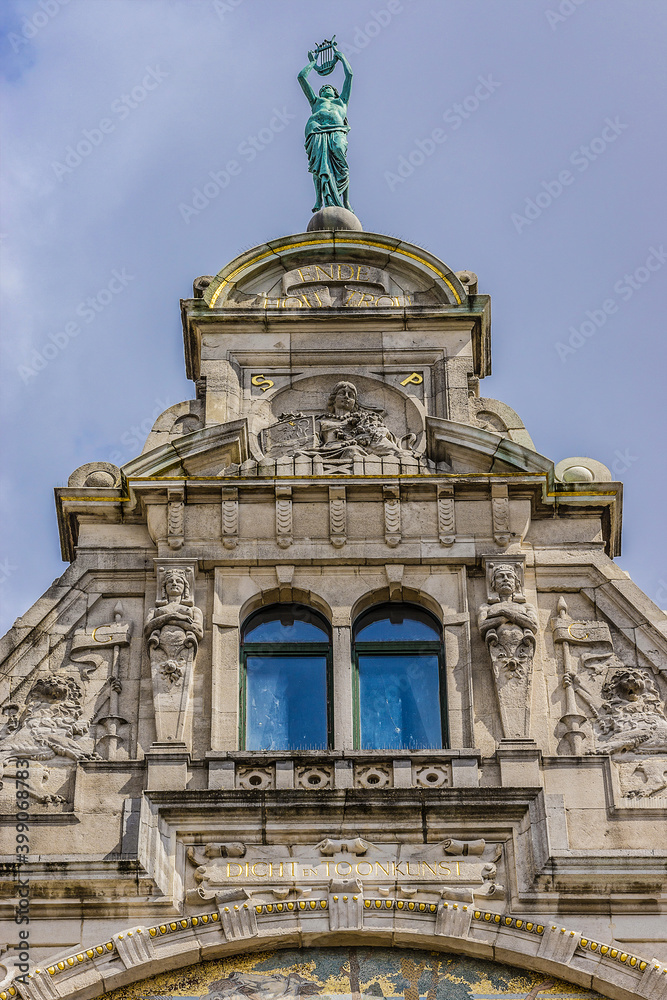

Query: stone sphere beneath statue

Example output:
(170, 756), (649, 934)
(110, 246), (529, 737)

(307, 207), (363, 232)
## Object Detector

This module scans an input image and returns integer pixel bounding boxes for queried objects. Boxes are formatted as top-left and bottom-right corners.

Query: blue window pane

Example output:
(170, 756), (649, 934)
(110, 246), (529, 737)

(244, 605), (329, 642)
(246, 655), (328, 750)
(358, 653), (442, 750)
(355, 606), (440, 642)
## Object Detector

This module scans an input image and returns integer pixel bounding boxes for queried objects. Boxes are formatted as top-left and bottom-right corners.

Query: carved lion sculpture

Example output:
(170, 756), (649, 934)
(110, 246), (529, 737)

(594, 667), (667, 755)
(0, 675), (100, 802)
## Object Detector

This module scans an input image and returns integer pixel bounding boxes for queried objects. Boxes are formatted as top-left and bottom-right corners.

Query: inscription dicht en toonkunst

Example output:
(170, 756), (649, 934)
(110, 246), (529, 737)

(202, 857), (481, 885)
(187, 838), (504, 903)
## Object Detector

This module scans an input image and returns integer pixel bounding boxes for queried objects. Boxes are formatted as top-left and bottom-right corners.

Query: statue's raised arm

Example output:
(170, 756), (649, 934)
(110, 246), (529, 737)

(336, 49), (353, 105)
(297, 51), (318, 108)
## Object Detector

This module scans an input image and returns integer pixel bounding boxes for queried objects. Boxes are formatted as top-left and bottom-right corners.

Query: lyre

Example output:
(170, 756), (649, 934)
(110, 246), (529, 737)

(313, 36), (338, 77)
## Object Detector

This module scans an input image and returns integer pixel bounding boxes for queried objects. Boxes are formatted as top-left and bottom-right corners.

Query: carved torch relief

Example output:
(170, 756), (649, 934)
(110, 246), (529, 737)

(145, 563), (203, 745)
(478, 558), (538, 739)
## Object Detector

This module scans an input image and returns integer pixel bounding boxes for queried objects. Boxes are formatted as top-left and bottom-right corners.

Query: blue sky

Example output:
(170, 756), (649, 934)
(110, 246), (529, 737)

(1, 0), (666, 632)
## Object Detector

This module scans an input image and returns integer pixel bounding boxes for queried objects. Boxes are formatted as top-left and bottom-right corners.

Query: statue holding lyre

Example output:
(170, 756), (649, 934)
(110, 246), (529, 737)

(298, 37), (353, 213)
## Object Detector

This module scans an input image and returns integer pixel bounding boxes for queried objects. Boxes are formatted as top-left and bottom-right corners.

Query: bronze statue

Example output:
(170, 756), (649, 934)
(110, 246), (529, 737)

(298, 38), (353, 212)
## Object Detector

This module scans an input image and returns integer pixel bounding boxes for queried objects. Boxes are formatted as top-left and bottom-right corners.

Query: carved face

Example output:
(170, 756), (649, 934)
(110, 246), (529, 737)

(319, 84), (338, 99)
(493, 566), (517, 597)
(164, 571), (187, 599)
(332, 383), (357, 414)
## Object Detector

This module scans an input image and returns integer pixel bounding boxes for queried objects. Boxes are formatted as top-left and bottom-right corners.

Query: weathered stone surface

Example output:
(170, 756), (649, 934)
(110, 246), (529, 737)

(1, 225), (666, 1000)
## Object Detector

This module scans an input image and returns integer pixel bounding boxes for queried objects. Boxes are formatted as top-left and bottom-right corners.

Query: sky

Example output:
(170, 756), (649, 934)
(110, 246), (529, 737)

(1, 0), (666, 634)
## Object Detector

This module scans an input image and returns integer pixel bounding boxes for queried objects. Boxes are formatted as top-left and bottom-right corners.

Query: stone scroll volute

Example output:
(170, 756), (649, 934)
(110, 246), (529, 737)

(145, 562), (203, 747)
(478, 557), (538, 739)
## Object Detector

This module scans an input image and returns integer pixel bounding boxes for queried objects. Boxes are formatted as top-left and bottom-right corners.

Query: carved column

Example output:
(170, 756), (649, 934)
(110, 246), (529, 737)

(332, 608), (353, 750)
(145, 560), (203, 748)
(478, 556), (538, 739)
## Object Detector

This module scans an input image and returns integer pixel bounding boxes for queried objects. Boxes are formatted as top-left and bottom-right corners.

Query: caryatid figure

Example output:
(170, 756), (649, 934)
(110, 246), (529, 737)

(478, 564), (539, 739)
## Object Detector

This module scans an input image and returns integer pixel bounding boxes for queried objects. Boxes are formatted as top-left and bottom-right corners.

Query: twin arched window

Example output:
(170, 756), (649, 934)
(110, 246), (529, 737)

(241, 602), (447, 751)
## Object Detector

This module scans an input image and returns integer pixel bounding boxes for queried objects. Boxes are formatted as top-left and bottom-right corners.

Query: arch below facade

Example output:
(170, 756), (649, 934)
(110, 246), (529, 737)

(9, 911), (664, 1000)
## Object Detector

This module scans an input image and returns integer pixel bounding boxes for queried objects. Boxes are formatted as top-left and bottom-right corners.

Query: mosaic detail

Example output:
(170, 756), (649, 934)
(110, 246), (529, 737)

(102, 946), (610, 1000)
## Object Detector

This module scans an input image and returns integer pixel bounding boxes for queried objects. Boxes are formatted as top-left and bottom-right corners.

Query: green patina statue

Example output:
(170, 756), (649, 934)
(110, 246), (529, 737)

(298, 39), (353, 212)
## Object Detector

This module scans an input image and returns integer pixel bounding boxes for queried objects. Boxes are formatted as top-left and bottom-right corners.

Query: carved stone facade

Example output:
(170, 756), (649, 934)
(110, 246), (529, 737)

(0, 228), (666, 1000)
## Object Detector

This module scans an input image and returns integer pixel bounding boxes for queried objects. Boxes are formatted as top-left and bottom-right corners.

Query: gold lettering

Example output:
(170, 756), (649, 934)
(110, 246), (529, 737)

(226, 862), (243, 877)
(282, 296), (304, 308)
(356, 861), (373, 876)
(251, 862), (268, 877)
(338, 264), (354, 280)
(302, 867), (319, 877)
(298, 267), (314, 282)
(406, 862), (420, 876)
(245, 863), (249, 878)
(395, 862), (406, 877)
(375, 862), (391, 877)
(251, 374), (274, 392)
(344, 289), (360, 306)
(438, 861), (452, 876)
(315, 265), (334, 280)
(289, 861), (297, 876)
(375, 295), (394, 307)
(335, 861), (352, 876)
(324, 861), (331, 876)
(400, 372), (423, 386)
(455, 861), (461, 876)
(356, 265), (371, 281)
(358, 292), (375, 307)
(422, 862), (438, 877)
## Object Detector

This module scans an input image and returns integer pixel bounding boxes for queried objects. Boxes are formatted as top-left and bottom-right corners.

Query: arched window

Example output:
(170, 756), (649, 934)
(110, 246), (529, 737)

(353, 603), (447, 750)
(241, 604), (331, 751)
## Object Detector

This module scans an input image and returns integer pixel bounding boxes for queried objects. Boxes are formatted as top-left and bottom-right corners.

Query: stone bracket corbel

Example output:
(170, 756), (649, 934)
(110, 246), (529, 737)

(221, 485), (239, 549)
(275, 485), (293, 548)
(437, 483), (456, 546)
(491, 483), (511, 546)
(329, 485), (347, 547)
(383, 484), (401, 547)
(167, 485), (185, 550)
